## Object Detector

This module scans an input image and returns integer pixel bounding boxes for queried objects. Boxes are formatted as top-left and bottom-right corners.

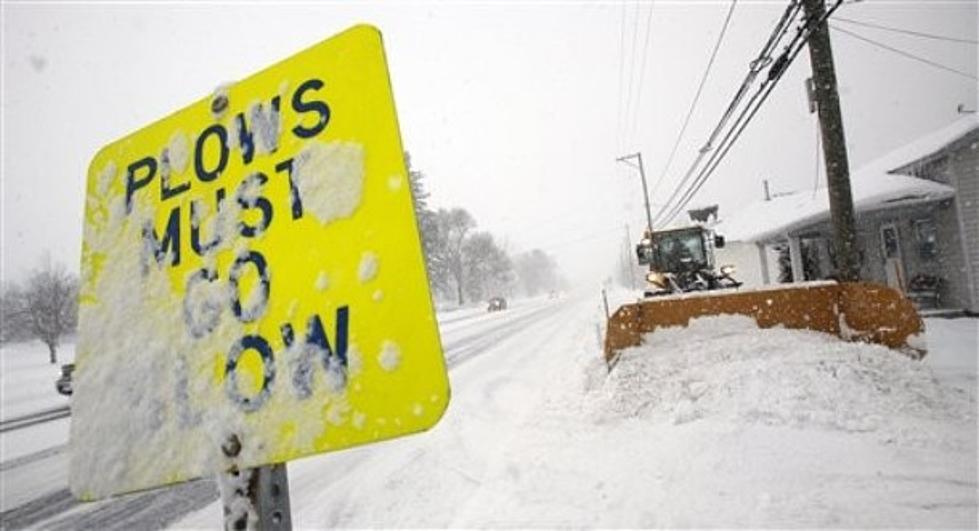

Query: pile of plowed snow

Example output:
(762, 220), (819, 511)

(592, 315), (974, 447)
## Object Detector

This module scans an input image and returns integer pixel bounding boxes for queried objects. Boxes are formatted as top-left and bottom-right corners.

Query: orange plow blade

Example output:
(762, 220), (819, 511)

(604, 281), (925, 365)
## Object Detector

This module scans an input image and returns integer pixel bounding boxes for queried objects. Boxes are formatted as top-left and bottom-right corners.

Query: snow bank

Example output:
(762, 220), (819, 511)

(595, 315), (973, 443)
(567, 315), (975, 527)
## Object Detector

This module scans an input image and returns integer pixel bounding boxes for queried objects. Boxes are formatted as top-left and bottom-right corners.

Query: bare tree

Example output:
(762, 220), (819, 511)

(462, 232), (514, 302)
(436, 208), (476, 305)
(6, 262), (79, 363)
(1, 283), (32, 344)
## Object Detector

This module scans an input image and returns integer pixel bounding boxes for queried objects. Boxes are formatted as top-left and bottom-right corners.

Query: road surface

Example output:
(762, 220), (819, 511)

(0, 294), (592, 529)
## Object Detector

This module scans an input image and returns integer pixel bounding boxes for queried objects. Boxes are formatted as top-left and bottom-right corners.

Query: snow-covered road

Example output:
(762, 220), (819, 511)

(1, 294), (589, 529)
(2, 294), (976, 528)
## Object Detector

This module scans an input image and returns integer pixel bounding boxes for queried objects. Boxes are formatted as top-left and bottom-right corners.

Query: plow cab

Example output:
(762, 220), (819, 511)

(636, 226), (741, 297)
(604, 281), (926, 367)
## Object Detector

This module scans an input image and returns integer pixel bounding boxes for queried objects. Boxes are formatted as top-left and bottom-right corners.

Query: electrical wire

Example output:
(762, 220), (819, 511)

(656, 0), (847, 227)
(628, 2), (657, 142)
(652, 1), (803, 226)
(647, 0), (739, 202)
(621, 1), (643, 147)
(615, 1), (628, 152)
(650, 0), (802, 227)
(834, 16), (978, 45)
(830, 24), (978, 81)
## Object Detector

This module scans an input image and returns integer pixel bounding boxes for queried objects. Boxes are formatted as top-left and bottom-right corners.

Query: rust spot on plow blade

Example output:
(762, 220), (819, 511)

(604, 282), (925, 365)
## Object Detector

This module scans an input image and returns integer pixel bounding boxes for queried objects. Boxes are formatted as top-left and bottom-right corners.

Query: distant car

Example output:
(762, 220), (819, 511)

(487, 297), (507, 312)
(55, 364), (74, 396)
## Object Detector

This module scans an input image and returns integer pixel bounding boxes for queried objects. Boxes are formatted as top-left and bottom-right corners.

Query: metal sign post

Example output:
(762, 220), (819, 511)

(220, 464), (292, 531)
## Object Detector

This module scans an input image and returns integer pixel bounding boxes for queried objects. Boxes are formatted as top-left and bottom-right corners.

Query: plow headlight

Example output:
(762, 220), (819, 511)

(720, 264), (736, 276)
(646, 271), (668, 288)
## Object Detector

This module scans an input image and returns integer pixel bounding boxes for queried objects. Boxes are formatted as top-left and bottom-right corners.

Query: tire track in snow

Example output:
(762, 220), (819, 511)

(0, 444), (67, 472)
(5, 299), (573, 529)
(308, 299), (587, 528)
(0, 406), (71, 433)
(444, 303), (560, 368)
(42, 479), (218, 531)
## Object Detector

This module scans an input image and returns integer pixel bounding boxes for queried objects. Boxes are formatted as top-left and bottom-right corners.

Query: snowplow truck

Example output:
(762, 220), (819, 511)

(635, 226), (740, 297)
(607, 226), (925, 366)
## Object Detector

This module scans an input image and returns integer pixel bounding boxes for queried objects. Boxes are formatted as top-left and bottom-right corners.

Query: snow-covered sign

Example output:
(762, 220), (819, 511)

(71, 25), (448, 500)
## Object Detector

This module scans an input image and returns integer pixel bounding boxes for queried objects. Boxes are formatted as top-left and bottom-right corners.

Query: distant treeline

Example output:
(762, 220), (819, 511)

(406, 153), (563, 306)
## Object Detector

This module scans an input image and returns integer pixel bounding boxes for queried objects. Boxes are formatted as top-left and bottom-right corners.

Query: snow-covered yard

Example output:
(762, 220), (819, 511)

(581, 315), (976, 527)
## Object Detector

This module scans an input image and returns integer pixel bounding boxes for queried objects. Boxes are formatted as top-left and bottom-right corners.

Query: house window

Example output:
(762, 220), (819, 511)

(913, 218), (938, 260)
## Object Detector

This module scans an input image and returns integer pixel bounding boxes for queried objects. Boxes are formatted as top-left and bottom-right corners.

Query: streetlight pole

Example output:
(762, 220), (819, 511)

(616, 152), (655, 233)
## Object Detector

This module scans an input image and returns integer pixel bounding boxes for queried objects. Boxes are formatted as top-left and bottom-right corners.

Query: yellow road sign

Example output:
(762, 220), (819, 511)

(71, 25), (449, 500)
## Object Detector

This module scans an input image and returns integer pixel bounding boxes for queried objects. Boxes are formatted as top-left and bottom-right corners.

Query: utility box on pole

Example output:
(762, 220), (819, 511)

(801, 0), (861, 281)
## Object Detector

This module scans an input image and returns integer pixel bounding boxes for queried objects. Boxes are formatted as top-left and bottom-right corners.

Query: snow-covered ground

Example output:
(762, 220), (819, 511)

(1, 294), (976, 528)
(0, 341), (74, 423)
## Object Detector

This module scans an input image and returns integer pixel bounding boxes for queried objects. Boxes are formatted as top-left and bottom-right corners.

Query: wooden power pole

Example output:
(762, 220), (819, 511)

(801, 0), (861, 281)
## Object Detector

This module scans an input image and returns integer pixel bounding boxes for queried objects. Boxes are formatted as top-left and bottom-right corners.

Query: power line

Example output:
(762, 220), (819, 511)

(628, 2), (657, 142)
(622, 1), (643, 147)
(834, 16), (978, 45)
(651, 0), (802, 227)
(656, 0), (846, 227)
(659, 38), (803, 226)
(652, 0), (803, 226)
(830, 24), (978, 81)
(647, 0), (738, 202)
(615, 1), (628, 152)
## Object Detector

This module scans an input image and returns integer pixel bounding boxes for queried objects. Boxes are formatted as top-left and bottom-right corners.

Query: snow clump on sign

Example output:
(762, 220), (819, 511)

(378, 341), (401, 372)
(96, 162), (117, 196)
(358, 252), (378, 283)
(293, 140), (365, 226)
(167, 132), (190, 174)
(315, 271), (329, 291)
(248, 99), (281, 155)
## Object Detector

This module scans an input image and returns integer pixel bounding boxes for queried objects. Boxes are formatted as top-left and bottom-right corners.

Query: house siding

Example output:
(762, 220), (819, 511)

(855, 201), (970, 310)
(735, 126), (978, 311)
(949, 132), (979, 312)
(784, 198), (970, 309)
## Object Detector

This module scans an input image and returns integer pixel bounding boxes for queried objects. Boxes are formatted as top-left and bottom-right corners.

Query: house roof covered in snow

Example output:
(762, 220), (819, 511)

(720, 116), (976, 243)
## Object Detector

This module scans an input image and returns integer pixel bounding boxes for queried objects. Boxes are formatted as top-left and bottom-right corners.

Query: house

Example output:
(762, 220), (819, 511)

(717, 116), (978, 314)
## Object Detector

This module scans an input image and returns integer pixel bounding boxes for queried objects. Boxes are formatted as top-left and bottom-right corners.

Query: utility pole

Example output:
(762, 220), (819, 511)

(616, 152), (655, 233)
(624, 224), (636, 290)
(801, 0), (861, 281)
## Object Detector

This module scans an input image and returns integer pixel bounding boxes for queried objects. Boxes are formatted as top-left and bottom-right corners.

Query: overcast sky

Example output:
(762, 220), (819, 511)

(2, 0), (976, 287)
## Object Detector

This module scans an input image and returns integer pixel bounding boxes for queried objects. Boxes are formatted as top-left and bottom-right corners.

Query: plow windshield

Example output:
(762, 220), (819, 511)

(655, 231), (708, 271)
